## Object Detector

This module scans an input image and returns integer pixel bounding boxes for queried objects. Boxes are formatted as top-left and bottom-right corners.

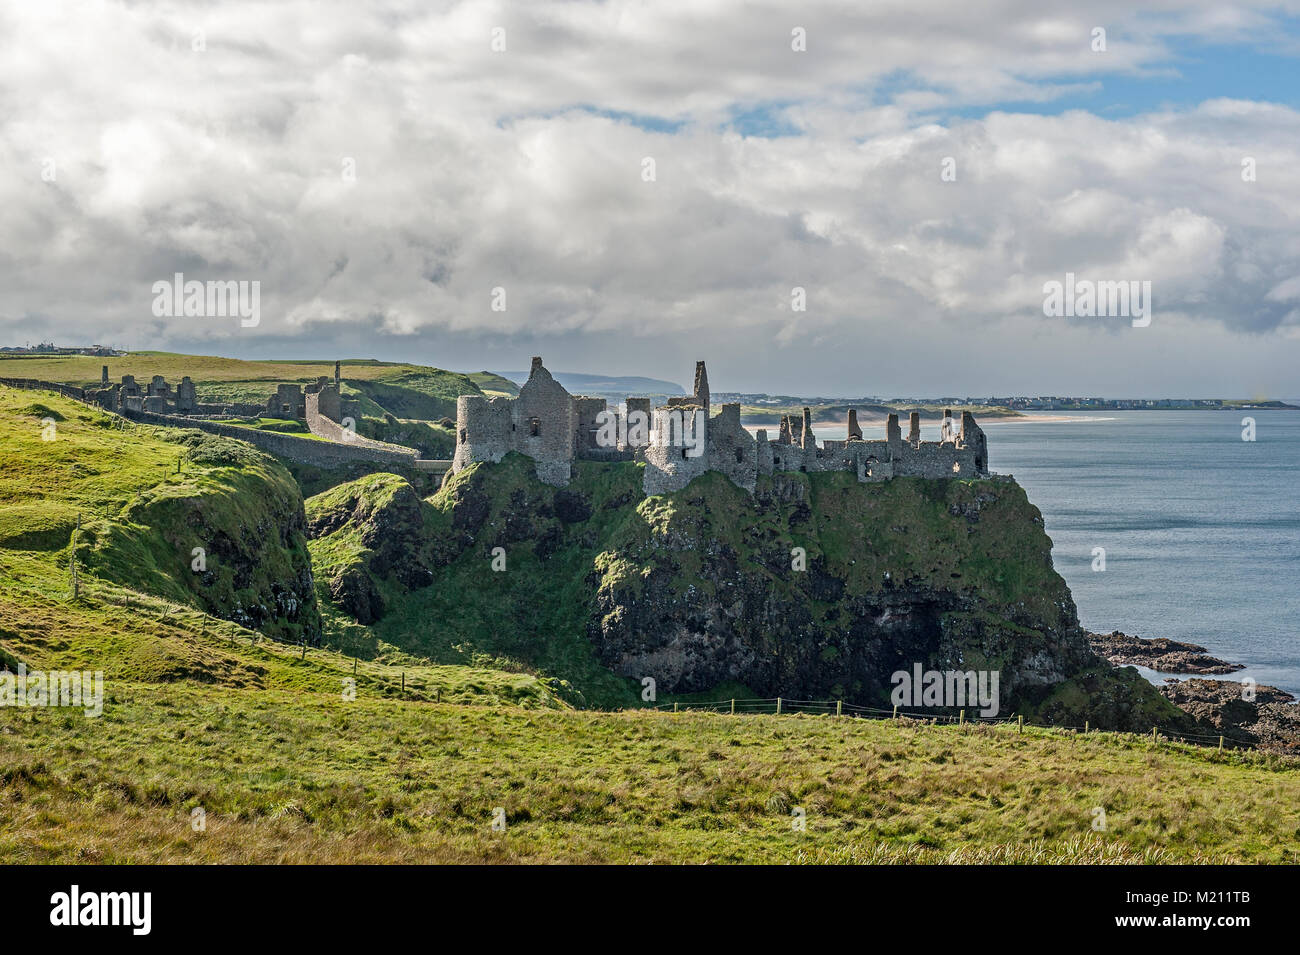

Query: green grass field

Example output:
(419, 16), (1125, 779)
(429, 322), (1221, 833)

(3, 683), (1298, 863)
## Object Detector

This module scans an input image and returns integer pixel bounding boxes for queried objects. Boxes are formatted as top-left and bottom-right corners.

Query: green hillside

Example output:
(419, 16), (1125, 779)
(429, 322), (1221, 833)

(0, 387), (560, 705)
(466, 371), (519, 397)
(3, 384), (1299, 865)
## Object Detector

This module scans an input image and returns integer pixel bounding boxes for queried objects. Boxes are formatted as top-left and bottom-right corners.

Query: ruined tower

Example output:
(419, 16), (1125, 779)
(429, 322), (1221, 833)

(847, 409), (862, 440)
(908, 412), (921, 448)
(886, 413), (902, 460)
(693, 361), (710, 412)
(800, 407), (814, 449)
(334, 360), (341, 390)
(941, 409), (956, 443)
(778, 415), (795, 445)
(513, 357), (575, 486)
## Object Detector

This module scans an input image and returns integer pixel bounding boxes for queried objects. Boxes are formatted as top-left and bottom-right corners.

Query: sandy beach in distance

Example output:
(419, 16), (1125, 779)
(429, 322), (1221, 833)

(742, 412), (1115, 437)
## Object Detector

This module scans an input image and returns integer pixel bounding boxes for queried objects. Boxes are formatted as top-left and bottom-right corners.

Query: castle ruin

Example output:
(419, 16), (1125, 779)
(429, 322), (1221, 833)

(452, 358), (990, 495)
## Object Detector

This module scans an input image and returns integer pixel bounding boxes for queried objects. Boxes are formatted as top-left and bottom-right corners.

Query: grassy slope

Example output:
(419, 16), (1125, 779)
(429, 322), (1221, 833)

(0, 387), (560, 707)
(466, 371), (519, 397)
(310, 456), (647, 708)
(2, 684), (1298, 863)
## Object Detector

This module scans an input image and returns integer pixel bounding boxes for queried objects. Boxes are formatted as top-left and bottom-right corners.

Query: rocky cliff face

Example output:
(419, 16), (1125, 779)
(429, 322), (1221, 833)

(311, 453), (1190, 729)
(304, 472), (435, 624)
(584, 469), (1184, 728)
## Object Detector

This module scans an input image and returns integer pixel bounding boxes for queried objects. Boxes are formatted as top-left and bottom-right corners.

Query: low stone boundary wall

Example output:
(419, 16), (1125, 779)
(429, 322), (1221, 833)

(122, 408), (420, 469)
(0, 377), (89, 401)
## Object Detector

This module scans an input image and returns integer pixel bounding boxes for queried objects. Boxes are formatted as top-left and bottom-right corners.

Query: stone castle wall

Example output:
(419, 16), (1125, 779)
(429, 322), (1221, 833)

(643, 405), (710, 496)
(449, 358), (995, 496)
(706, 403), (757, 494)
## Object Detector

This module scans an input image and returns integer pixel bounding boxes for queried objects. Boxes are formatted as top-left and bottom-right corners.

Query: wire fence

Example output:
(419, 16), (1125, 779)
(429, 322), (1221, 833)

(647, 695), (1259, 751)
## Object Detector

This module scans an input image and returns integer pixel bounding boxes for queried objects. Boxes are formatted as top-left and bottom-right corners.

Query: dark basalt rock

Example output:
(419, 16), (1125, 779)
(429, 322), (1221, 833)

(1087, 630), (1244, 675)
(1160, 678), (1300, 752)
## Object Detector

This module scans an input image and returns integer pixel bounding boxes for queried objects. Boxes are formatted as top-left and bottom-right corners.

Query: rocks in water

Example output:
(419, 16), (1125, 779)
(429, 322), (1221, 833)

(1160, 678), (1300, 753)
(1086, 630), (1244, 675)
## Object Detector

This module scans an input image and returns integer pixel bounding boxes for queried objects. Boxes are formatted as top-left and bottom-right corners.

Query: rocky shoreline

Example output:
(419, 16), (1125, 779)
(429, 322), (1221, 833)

(1086, 630), (1244, 675)
(1161, 679), (1300, 754)
(1089, 630), (1300, 753)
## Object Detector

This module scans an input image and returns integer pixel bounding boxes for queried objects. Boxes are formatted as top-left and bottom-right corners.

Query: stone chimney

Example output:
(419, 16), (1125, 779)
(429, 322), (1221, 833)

(908, 412), (921, 447)
(334, 360), (341, 389)
(692, 361), (710, 411)
(800, 407), (814, 449)
(101, 365), (109, 386)
(886, 413), (902, 460)
(847, 409), (862, 440)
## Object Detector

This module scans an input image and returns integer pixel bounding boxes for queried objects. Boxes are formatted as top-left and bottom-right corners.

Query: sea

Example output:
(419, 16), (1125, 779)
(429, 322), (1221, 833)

(755, 409), (1300, 695)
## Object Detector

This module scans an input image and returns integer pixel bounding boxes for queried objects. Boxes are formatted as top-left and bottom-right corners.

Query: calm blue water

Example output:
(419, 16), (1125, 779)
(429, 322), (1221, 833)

(984, 411), (1300, 696)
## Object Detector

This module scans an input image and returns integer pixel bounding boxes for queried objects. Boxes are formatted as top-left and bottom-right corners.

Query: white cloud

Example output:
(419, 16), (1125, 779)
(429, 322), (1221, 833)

(3, 0), (1300, 395)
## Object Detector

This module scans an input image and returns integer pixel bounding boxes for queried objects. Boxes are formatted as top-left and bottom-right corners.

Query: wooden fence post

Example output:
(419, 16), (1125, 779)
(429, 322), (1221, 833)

(959, 709), (965, 725)
(730, 698), (735, 715)
(892, 704), (898, 719)
(1151, 726), (1158, 744)
(776, 697), (782, 715)
(1219, 735), (1224, 752)
(836, 700), (842, 717)
(1018, 715), (1023, 734)
(673, 702), (679, 713)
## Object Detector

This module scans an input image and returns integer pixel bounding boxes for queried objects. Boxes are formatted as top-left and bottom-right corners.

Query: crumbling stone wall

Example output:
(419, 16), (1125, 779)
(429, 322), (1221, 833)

(643, 405), (709, 495)
(513, 358), (573, 486)
(449, 357), (993, 496)
(267, 384), (304, 418)
(706, 403), (757, 493)
(572, 396), (608, 456)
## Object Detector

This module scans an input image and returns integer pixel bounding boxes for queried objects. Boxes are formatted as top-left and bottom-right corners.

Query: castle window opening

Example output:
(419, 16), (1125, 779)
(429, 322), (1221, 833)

(529, 417), (540, 437)
(459, 429), (466, 443)
(734, 448), (743, 463)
